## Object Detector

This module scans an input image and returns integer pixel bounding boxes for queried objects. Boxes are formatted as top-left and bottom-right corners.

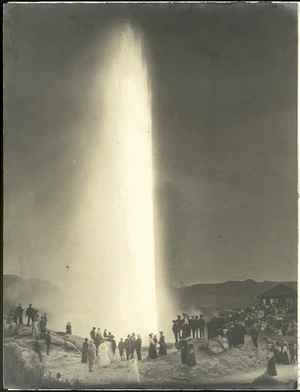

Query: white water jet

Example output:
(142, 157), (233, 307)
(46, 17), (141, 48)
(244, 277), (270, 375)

(65, 24), (158, 341)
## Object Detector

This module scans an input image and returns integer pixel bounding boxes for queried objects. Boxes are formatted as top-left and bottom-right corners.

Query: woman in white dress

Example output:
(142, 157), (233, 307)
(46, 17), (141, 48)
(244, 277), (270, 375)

(99, 341), (110, 367)
(127, 354), (140, 384)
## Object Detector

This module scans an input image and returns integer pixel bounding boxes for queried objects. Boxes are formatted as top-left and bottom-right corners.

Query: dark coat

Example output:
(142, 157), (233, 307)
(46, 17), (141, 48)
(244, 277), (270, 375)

(158, 336), (167, 355)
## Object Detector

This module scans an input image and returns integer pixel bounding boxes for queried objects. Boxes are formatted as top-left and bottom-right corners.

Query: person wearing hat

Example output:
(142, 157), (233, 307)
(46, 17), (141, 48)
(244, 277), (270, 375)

(66, 322), (72, 335)
(125, 334), (131, 361)
(172, 320), (179, 344)
(158, 331), (167, 356)
(26, 304), (34, 327)
(266, 345), (277, 376)
(250, 324), (259, 348)
(15, 303), (24, 325)
(135, 334), (142, 361)
(90, 327), (96, 341)
(81, 338), (89, 363)
(186, 337), (197, 366)
(178, 336), (188, 364)
(46, 330), (51, 355)
(87, 339), (97, 372)
(148, 333), (158, 359)
(118, 338), (125, 361)
(281, 342), (290, 365)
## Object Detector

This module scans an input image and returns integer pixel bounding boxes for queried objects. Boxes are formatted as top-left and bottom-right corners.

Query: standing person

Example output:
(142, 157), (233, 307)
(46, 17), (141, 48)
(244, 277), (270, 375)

(178, 337), (188, 364)
(281, 342), (291, 365)
(274, 342), (281, 364)
(153, 334), (158, 347)
(127, 354), (140, 385)
(182, 315), (190, 339)
(266, 346), (277, 376)
(191, 316), (196, 339)
(135, 334), (142, 361)
(289, 343), (296, 364)
(39, 316), (47, 339)
(207, 320), (212, 341)
(15, 304), (24, 325)
(176, 315), (183, 338)
(125, 335), (131, 361)
(239, 322), (246, 345)
(90, 327), (96, 341)
(148, 334), (158, 359)
(172, 320), (179, 343)
(199, 315), (206, 340)
(45, 331), (51, 355)
(95, 333), (101, 356)
(250, 324), (259, 348)
(32, 317), (40, 339)
(34, 338), (43, 363)
(99, 340), (110, 367)
(26, 304), (34, 327)
(186, 337), (197, 366)
(130, 333), (136, 359)
(87, 340), (96, 372)
(118, 338), (125, 361)
(66, 322), (72, 335)
(226, 325), (234, 349)
(103, 329), (108, 337)
(158, 331), (167, 356)
(194, 316), (199, 339)
(82, 338), (89, 363)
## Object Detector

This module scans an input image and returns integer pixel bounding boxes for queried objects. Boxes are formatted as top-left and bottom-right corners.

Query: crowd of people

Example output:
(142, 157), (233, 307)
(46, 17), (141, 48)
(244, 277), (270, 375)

(5, 299), (297, 384)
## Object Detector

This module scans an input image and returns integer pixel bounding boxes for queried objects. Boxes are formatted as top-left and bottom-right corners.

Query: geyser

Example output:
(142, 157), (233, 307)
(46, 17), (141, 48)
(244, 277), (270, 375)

(65, 24), (158, 340)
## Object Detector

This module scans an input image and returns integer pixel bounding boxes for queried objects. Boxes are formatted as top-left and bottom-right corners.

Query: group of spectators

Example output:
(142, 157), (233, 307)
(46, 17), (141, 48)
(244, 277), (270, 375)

(172, 314), (206, 343)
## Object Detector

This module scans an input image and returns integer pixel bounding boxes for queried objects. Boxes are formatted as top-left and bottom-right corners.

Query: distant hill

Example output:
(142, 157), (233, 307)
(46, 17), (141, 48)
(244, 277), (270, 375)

(3, 274), (65, 331)
(173, 279), (297, 315)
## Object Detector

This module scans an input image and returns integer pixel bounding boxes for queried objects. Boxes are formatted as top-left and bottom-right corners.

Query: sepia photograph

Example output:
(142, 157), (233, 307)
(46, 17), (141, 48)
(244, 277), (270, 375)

(3, 1), (298, 389)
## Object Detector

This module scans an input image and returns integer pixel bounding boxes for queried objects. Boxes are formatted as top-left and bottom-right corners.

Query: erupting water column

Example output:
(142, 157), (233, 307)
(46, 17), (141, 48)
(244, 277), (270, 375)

(66, 24), (158, 339)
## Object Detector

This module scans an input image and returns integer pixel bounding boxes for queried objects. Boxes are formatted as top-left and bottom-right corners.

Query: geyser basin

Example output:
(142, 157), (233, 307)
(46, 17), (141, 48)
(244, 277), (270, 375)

(66, 24), (158, 340)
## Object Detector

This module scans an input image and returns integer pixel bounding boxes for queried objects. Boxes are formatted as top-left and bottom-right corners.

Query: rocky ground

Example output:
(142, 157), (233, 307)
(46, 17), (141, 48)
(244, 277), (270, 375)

(3, 324), (298, 389)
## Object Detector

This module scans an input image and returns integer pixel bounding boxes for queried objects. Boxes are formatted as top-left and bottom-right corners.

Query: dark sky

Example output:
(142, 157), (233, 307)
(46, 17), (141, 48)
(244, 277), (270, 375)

(4, 3), (297, 287)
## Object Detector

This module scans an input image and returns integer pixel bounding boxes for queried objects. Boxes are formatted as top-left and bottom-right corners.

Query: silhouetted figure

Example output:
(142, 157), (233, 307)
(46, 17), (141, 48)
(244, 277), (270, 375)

(125, 335), (131, 360)
(199, 315), (206, 339)
(136, 335), (142, 361)
(90, 327), (96, 341)
(194, 316), (199, 338)
(82, 338), (89, 363)
(289, 343), (296, 364)
(148, 334), (158, 359)
(87, 340), (96, 372)
(274, 341), (281, 364)
(94, 333), (101, 356)
(130, 333), (136, 359)
(15, 304), (24, 325)
(158, 331), (167, 356)
(172, 320), (179, 343)
(66, 322), (72, 335)
(176, 315), (183, 338)
(281, 343), (290, 365)
(153, 334), (158, 347)
(39, 316), (47, 339)
(186, 337), (197, 366)
(26, 304), (34, 326)
(250, 325), (259, 348)
(46, 331), (51, 355)
(179, 337), (188, 364)
(118, 338), (125, 361)
(34, 338), (43, 363)
(226, 325), (234, 349)
(103, 329), (108, 337)
(267, 347), (277, 376)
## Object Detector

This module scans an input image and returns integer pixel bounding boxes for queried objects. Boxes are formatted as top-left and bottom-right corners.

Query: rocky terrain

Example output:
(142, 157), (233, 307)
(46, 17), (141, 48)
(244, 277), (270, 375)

(3, 322), (297, 389)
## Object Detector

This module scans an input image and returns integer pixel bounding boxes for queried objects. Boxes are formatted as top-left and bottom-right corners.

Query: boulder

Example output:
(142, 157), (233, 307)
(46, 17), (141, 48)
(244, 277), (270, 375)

(63, 334), (85, 350)
(50, 333), (65, 346)
(17, 327), (32, 337)
(208, 340), (224, 355)
(214, 337), (229, 350)
(64, 341), (78, 351)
